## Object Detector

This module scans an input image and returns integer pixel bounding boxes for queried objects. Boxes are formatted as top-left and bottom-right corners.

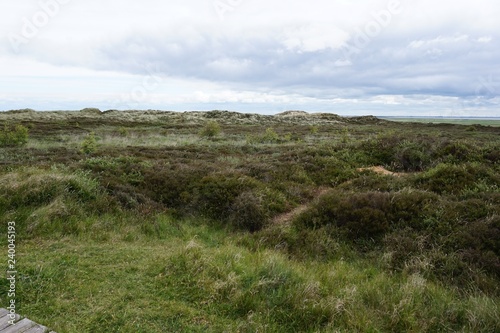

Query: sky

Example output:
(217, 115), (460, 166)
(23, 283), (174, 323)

(1, 0), (499, 116)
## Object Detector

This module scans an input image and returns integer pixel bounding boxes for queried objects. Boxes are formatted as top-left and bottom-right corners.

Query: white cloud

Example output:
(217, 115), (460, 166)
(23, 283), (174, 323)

(0, 0), (499, 116)
(478, 36), (492, 43)
(281, 23), (349, 53)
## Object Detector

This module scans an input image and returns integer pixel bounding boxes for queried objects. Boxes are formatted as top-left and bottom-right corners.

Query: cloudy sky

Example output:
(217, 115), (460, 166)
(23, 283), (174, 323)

(1, 0), (499, 116)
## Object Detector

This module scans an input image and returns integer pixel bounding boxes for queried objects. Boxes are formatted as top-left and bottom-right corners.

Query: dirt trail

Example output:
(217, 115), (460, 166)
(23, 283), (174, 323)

(357, 166), (403, 176)
(272, 187), (331, 225)
(271, 166), (404, 225)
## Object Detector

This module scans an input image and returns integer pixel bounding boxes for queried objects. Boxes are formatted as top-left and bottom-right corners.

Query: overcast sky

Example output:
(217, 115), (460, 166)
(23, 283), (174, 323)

(1, 0), (499, 116)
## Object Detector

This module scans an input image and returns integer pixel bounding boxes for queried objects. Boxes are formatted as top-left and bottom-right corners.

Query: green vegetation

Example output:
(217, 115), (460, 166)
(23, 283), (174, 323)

(199, 120), (222, 138)
(1, 110), (499, 332)
(382, 117), (500, 127)
(0, 124), (29, 147)
(80, 132), (98, 154)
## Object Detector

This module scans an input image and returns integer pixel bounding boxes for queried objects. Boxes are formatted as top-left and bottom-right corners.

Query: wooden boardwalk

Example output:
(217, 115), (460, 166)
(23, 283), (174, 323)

(0, 309), (55, 333)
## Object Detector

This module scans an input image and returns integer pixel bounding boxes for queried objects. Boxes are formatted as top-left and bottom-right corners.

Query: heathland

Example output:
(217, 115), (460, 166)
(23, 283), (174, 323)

(1, 109), (499, 332)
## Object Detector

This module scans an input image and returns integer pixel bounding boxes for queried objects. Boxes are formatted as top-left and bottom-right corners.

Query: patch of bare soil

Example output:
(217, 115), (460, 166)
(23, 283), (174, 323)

(357, 166), (404, 177)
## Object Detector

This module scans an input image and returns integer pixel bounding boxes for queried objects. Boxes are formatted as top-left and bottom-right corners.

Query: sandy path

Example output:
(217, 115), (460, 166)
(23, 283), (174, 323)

(271, 166), (404, 225)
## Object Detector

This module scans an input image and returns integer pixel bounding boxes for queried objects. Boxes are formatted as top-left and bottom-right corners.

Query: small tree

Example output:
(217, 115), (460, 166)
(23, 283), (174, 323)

(0, 124), (29, 147)
(199, 121), (221, 138)
(262, 127), (280, 143)
(81, 132), (98, 154)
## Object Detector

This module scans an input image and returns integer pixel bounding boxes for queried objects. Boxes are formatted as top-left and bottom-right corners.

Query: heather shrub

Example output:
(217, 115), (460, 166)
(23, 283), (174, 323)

(141, 163), (207, 208)
(414, 163), (499, 195)
(414, 163), (477, 194)
(229, 191), (268, 232)
(389, 189), (439, 229)
(294, 191), (391, 239)
(455, 216), (500, 277)
(392, 140), (432, 171)
(189, 173), (260, 221)
(246, 127), (294, 144)
(435, 140), (482, 163)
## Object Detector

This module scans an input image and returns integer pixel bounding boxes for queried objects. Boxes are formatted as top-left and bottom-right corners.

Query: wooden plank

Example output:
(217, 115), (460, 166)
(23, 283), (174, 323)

(0, 310), (55, 333)
(0, 313), (20, 331)
(1, 318), (36, 333)
(23, 324), (49, 333)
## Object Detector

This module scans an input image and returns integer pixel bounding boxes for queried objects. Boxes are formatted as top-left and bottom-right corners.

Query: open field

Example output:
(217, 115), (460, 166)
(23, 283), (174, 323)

(381, 117), (500, 127)
(1, 109), (499, 332)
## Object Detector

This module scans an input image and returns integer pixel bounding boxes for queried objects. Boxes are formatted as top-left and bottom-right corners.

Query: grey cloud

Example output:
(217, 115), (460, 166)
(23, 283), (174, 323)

(2, 0), (499, 115)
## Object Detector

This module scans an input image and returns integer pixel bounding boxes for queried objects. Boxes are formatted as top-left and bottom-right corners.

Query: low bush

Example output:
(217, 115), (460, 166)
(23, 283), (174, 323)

(246, 127), (298, 144)
(81, 132), (98, 154)
(434, 140), (482, 164)
(392, 140), (432, 171)
(414, 163), (476, 194)
(199, 120), (221, 138)
(389, 189), (439, 229)
(189, 173), (260, 220)
(0, 124), (29, 147)
(294, 191), (391, 239)
(229, 191), (268, 232)
(414, 163), (500, 195)
(0, 167), (115, 236)
(455, 216), (500, 277)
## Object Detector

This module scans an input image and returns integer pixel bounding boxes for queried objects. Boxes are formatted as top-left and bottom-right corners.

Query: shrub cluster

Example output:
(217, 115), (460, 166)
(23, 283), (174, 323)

(246, 127), (300, 144)
(199, 120), (222, 138)
(294, 183), (500, 294)
(0, 167), (115, 236)
(359, 135), (494, 172)
(0, 124), (29, 147)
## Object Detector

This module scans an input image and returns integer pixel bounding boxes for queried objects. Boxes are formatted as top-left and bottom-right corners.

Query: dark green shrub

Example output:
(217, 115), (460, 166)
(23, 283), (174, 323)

(140, 163), (206, 208)
(0, 124), (29, 147)
(229, 191), (268, 232)
(392, 140), (432, 171)
(295, 191), (391, 239)
(435, 140), (482, 163)
(302, 155), (356, 186)
(415, 163), (500, 195)
(483, 146), (500, 163)
(455, 216), (500, 277)
(189, 173), (260, 220)
(414, 163), (476, 194)
(389, 189), (439, 229)
(361, 135), (402, 165)
(447, 199), (490, 223)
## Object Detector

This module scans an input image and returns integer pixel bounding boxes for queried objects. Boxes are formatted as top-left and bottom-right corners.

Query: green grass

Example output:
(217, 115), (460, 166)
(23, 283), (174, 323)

(10, 216), (500, 332)
(1, 110), (499, 331)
